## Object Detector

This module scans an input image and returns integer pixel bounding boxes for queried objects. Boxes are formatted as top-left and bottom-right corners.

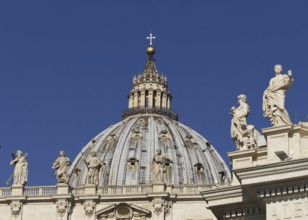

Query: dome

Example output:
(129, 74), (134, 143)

(68, 40), (230, 187)
(68, 114), (229, 187)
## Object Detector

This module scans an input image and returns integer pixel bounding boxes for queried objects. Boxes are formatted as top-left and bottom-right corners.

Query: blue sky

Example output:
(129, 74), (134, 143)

(0, 1), (308, 186)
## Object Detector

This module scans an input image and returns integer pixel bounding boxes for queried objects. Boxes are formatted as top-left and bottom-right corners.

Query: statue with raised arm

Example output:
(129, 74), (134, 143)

(263, 64), (293, 126)
(84, 149), (103, 186)
(231, 94), (257, 150)
(52, 150), (71, 184)
(152, 149), (166, 183)
(10, 150), (28, 186)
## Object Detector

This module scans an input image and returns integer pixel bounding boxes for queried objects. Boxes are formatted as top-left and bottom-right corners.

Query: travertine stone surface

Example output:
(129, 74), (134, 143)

(202, 122), (308, 220)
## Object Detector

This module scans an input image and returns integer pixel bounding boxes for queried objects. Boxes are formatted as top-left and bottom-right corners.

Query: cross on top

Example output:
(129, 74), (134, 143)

(146, 33), (156, 46)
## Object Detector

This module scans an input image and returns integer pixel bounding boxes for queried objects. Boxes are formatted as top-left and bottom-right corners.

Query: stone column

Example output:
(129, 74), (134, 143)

(134, 92), (139, 108)
(156, 91), (161, 108)
(148, 90), (154, 108)
(128, 94), (134, 108)
(167, 96), (171, 109)
(162, 93), (167, 108)
(140, 91), (145, 108)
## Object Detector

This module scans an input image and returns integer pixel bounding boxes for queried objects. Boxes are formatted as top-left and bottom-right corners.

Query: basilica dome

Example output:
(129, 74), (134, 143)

(68, 45), (230, 187)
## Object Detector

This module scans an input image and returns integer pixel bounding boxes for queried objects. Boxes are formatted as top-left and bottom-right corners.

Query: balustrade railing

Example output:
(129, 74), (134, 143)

(0, 184), (216, 198)
(0, 188), (12, 197)
(23, 186), (57, 196)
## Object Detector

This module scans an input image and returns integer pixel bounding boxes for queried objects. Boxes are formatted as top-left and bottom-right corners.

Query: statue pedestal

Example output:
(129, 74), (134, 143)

(11, 185), (24, 196)
(56, 183), (70, 195)
(262, 124), (293, 162)
(84, 185), (97, 195)
(262, 123), (308, 162)
(153, 183), (165, 193)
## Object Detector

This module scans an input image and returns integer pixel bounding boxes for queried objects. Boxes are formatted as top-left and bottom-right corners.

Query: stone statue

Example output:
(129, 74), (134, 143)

(10, 150), (28, 186)
(152, 149), (166, 183)
(52, 150), (71, 184)
(185, 134), (197, 148)
(231, 94), (257, 150)
(130, 128), (142, 149)
(105, 134), (117, 150)
(159, 130), (170, 148)
(263, 64), (293, 126)
(84, 150), (104, 186)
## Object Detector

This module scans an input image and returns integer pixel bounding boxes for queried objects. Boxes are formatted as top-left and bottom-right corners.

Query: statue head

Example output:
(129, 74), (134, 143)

(274, 64), (282, 74)
(237, 94), (247, 103)
(16, 150), (22, 158)
(60, 150), (65, 156)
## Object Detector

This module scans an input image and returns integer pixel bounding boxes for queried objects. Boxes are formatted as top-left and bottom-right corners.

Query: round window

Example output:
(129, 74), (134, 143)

(116, 206), (131, 216)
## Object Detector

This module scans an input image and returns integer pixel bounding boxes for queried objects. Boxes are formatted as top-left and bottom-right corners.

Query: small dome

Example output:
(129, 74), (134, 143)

(68, 114), (230, 187)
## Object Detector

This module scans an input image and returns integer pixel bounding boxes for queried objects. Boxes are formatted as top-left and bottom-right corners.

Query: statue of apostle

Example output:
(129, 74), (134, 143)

(52, 150), (71, 184)
(10, 150), (28, 186)
(84, 150), (104, 186)
(231, 94), (257, 150)
(152, 149), (166, 183)
(263, 64), (293, 126)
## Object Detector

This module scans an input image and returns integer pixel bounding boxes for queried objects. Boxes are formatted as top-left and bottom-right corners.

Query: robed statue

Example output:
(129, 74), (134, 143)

(10, 150), (28, 186)
(52, 150), (71, 184)
(84, 149), (104, 186)
(231, 94), (257, 150)
(263, 64), (293, 127)
(152, 149), (166, 183)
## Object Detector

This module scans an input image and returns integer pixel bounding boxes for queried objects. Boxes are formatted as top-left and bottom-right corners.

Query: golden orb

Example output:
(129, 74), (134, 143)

(146, 46), (155, 55)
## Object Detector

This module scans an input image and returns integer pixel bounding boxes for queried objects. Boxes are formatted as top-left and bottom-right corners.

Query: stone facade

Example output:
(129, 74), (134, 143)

(0, 183), (218, 220)
(201, 122), (308, 220)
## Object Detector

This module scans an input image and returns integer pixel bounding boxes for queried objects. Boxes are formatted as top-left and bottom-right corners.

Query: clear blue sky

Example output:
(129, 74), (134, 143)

(0, 1), (307, 186)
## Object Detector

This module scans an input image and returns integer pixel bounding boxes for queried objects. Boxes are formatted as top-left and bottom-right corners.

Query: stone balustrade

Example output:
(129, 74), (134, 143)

(0, 184), (217, 198)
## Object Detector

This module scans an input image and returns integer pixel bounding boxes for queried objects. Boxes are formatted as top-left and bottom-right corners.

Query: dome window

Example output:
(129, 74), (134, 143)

(127, 158), (139, 169)
(194, 163), (204, 172)
(165, 158), (173, 167)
